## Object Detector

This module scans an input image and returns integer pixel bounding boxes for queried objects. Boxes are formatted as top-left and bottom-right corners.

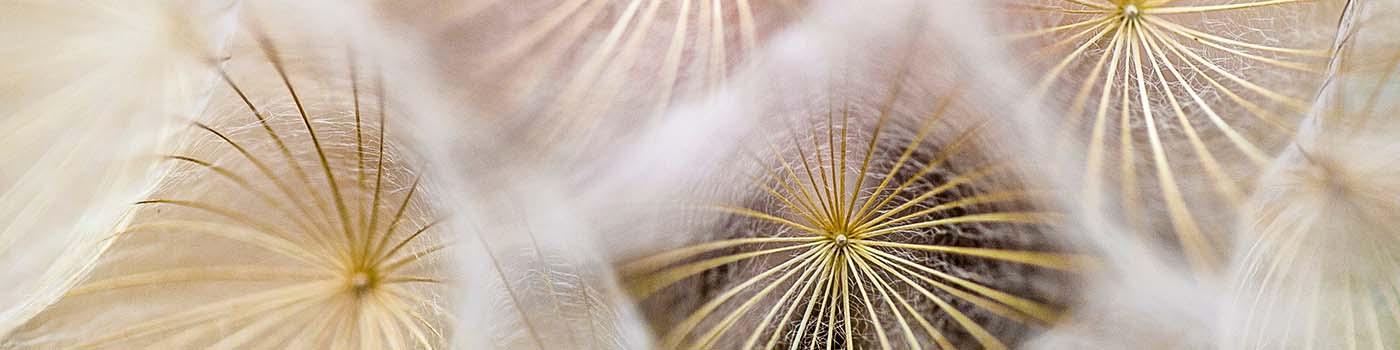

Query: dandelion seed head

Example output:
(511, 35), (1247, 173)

(1121, 4), (1141, 20)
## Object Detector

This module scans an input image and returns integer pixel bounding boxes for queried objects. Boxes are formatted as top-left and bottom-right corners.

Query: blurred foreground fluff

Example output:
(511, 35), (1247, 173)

(1224, 1), (1400, 348)
(2, 0), (1400, 349)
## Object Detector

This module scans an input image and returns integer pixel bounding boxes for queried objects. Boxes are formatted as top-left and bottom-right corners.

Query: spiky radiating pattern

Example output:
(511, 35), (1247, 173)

(400, 0), (806, 148)
(622, 89), (1084, 349)
(999, 0), (1340, 274)
(3, 33), (451, 349)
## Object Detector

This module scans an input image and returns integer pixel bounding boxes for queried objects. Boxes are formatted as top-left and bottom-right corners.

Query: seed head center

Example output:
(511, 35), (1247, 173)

(1122, 4), (1141, 19)
(350, 269), (377, 294)
(833, 233), (849, 247)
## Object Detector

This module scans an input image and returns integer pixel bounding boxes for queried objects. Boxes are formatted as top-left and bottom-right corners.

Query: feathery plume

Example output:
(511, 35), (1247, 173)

(614, 4), (1089, 346)
(1223, 1), (1400, 348)
(994, 0), (1344, 275)
(4, 5), (452, 348)
(0, 0), (237, 336)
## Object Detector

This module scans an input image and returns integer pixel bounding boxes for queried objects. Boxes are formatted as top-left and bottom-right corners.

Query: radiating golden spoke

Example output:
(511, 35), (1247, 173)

(785, 247), (836, 350)
(816, 250), (846, 350)
(738, 243), (834, 350)
(379, 242), (448, 275)
(380, 276), (444, 285)
(654, 0), (694, 115)
(853, 122), (984, 226)
(382, 286), (447, 344)
(854, 163), (1012, 233)
(1127, 20), (1216, 273)
(376, 292), (436, 349)
(863, 190), (1047, 237)
(1007, 14), (1114, 41)
(1083, 19), (1129, 212)
(621, 236), (824, 279)
(191, 122), (340, 251)
(478, 0), (596, 70)
(807, 115), (841, 224)
(855, 248), (1006, 350)
(548, 0), (648, 117)
(121, 209), (333, 269)
(368, 293), (411, 348)
(1155, 24), (1315, 72)
(364, 78), (390, 261)
(349, 53), (367, 223)
(747, 163), (828, 229)
(768, 142), (838, 229)
(254, 34), (357, 255)
(706, 0), (727, 90)
(629, 241), (825, 299)
(850, 92), (959, 223)
(834, 107), (852, 229)
(1137, 22), (1250, 205)
(364, 175), (423, 263)
(848, 247), (938, 350)
(1032, 16), (1122, 95)
(837, 248), (853, 350)
(163, 155), (331, 245)
(843, 255), (893, 350)
(1024, 17), (1118, 67)
(1145, 0), (1313, 15)
(757, 246), (835, 350)
(1144, 16), (1326, 57)
(859, 240), (1087, 271)
(74, 282), (336, 349)
(857, 211), (1057, 240)
(372, 218), (443, 268)
(866, 247), (1061, 324)
(1116, 29), (1145, 231)
(1143, 19), (1302, 135)
(1003, 3), (1114, 14)
(1144, 20), (1308, 110)
(1135, 22), (1276, 163)
(205, 296), (328, 350)
(213, 69), (338, 233)
(684, 246), (826, 350)
(68, 266), (328, 297)
(707, 205), (824, 235)
(789, 120), (840, 219)
(1058, 0), (1115, 10)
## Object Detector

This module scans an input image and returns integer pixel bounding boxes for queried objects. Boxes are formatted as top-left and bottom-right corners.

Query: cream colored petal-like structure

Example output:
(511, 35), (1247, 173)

(0, 0), (236, 336)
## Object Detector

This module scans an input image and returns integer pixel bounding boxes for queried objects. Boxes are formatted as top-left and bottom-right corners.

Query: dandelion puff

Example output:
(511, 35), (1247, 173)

(614, 12), (1091, 343)
(622, 91), (1087, 349)
(1223, 1), (1400, 348)
(991, 0), (1345, 275)
(2, 14), (452, 349)
(0, 0), (237, 336)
